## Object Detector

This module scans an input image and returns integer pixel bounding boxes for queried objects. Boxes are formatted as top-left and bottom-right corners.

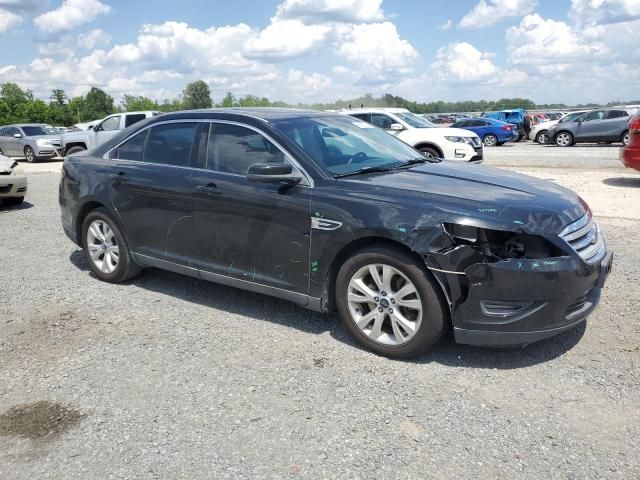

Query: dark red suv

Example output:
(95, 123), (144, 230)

(621, 114), (640, 171)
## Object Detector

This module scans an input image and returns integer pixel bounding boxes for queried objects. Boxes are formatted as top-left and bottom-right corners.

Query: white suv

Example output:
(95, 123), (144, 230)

(62, 111), (161, 155)
(346, 108), (483, 162)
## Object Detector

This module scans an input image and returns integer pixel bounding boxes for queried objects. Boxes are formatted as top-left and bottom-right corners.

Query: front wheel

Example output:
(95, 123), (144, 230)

(535, 131), (549, 144)
(335, 246), (447, 358)
(555, 132), (574, 147)
(24, 146), (37, 163)
(418, 147), (439, 159)
(81, 208), (142, 283)
(483, 134), (498, 147)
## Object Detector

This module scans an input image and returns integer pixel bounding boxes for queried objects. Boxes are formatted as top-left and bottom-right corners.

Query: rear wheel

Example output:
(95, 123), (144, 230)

(622, 131), (630, 146)
(81, 208), (142, 283)
(335, 246), (447, 358)
(24, 146), (37, 162)
(555, 132), (574, 147)
(483, 134), (498, 147)
(418, 146), (439, 159)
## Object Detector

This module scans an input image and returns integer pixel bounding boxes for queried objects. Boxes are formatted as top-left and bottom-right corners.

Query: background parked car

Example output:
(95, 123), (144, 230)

(347, 108), (483, 161)
(482, 108), (526, 140)
(0, 124), (62, 162)
(62, 111), (161, 155)
(546, 109), (631, 147)
(450, 117), (518, 147)
(0, 153), (27, 205)
(621, 114), (640, 171)
(529, 110), (589, 144)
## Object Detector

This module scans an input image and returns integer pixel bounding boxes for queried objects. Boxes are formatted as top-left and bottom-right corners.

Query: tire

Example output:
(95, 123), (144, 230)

(535, 131), (548, 144)
(3, 197), (24, 206)
(65, 146), (86, 156)
(555, 132), (574, 147)
(24, 146), (37, 163)
(335, 245), (447, 358)
(622, 131), (630, 146)
(483, 134), (498, 147)
(418, 147), (439, 159)
(81, 207), (142, 283)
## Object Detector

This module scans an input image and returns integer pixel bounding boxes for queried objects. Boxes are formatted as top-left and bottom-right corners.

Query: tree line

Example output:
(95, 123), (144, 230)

(1, 80), (636, 127)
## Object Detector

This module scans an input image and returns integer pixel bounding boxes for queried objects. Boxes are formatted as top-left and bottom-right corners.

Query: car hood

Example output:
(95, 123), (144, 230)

(346, 161), (587, 233)
(29, 134), (62, 142)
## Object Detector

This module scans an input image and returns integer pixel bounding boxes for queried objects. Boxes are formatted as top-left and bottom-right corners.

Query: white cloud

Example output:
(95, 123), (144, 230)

(570, 0), (640, 26)
(0, 7), (21, 32)
(34, 0), (111, 34)
(506, 14), (609, 69)
(429, 42), (499, 84)
(244, 19), (331, 60)
(459, 0), (536, 29)
(336, 22), (419, 79)
(438, 20), (453, 30)
(77, 28), (112, 49)
(0, 64), (16, 75)
(275, 0), (384, 23)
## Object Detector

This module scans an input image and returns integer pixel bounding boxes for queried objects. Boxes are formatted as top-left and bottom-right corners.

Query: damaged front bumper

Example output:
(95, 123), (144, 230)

(450, 249), (613, 346)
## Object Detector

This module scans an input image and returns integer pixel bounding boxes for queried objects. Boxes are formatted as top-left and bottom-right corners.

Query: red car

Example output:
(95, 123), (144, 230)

(621, 114), (640, 171)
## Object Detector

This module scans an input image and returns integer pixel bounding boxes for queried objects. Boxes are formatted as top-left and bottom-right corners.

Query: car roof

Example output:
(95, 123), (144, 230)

(153, 107), (336, 123)
(342, 108), (410, 114)
(14, 123), (51, 127)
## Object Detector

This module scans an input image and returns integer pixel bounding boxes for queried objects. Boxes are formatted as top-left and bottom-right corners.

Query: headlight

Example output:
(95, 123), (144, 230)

(445, 136), (473, 144)
(36, 139), (52, 146)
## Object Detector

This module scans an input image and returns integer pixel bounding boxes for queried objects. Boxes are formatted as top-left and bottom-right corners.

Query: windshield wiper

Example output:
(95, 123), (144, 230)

(334, 166), (394, 178)
(392, 157), (433, 169)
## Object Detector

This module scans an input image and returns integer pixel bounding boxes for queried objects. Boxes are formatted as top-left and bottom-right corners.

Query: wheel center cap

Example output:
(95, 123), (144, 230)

(379, 298), (390, 308)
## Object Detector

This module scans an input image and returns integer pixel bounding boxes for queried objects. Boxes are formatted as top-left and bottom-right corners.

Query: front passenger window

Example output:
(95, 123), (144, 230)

(582, 111), (604, 122)
(207, 124), (285, 175)
(100, 116), (121, 131)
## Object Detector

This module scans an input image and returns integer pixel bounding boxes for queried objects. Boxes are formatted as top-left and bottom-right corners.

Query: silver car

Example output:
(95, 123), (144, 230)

(546, 109), (633, 147)
(0, 124), (62, 162)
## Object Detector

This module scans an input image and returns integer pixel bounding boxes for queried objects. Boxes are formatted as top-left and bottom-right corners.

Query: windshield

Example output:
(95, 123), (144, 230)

(273, 115), (424, 176)
(394, 112), (435, 128)
(21, 125), (59, 136)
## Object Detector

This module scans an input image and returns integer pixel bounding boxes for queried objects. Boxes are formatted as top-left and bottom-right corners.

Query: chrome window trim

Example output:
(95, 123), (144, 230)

(103, 118), (313, 187)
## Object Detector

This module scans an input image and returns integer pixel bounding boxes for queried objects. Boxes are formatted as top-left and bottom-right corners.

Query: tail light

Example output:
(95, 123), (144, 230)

(630, 115), (640, 133)
(502, 125), (511, 131)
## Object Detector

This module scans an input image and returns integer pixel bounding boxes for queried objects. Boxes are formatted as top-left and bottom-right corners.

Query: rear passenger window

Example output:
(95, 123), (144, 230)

(143, 123), (198, 167)
(606, 110), (628, 119)
(207, 124), (285, 175)
(113, 130), (147, 161)
(125, 114), (147, 128)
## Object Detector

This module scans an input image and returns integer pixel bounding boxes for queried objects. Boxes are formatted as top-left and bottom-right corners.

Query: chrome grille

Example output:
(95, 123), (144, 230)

(559, 214), (605, 263)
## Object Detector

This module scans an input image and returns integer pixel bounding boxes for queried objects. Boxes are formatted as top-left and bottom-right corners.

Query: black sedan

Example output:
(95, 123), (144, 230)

(59, 108), (612, 358)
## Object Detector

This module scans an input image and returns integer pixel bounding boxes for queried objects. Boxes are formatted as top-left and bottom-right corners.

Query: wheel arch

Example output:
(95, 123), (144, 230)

(75, 199), (110, 244)
(324, 236), (448, 315)
(413, 142), (443, 158)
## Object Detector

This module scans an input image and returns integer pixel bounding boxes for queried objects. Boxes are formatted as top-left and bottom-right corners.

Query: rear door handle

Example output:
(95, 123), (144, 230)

(110, 172), (129, 182)
(195, 183), (222, 196)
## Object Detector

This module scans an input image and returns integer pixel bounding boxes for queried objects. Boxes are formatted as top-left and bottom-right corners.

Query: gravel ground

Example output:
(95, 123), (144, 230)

(1, 143), (639, 479)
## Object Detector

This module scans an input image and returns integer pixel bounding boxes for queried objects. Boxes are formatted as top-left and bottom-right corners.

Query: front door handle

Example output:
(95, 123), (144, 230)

(195, 183), (222, 196)
(110, 172), (129, 182)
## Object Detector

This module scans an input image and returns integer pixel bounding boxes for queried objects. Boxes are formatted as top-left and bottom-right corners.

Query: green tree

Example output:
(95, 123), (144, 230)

(50, 89), (67, 107)
(121, 95), (159, 111)
(221, 92), (235, 107)
(84, 87), (114, 120)
(67, 97), (87, 124)
(182, 80), (213, 109)
(0, 83), (29, 122)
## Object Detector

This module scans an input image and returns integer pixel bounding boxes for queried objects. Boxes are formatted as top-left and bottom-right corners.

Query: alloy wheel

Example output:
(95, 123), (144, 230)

(24, 147), (35, 162)
(86, 219), (119, 274)
(623, 132), (629, 146)
(537, 132), (548, 144)
(483, 135), (497, 147)
(347, 263), (422, 346)
(556, 133), (572, 147)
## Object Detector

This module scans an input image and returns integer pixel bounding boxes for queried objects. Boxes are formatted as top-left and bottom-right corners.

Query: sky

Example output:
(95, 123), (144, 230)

(0, 0), (639, 105)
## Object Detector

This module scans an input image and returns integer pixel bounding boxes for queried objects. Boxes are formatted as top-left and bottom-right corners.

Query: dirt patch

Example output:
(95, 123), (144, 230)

(0, 401), (84, 441)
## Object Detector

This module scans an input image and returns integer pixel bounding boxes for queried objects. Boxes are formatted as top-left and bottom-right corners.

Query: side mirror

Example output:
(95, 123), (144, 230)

(13, 133), (22, 139)
(389, 123), (404, 131)
(93, 125), (101, 132)
(247, 163), (301, 184)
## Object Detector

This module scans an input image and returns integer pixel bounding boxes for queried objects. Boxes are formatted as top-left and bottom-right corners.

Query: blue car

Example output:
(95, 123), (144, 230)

(450, 117), (519, 147)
